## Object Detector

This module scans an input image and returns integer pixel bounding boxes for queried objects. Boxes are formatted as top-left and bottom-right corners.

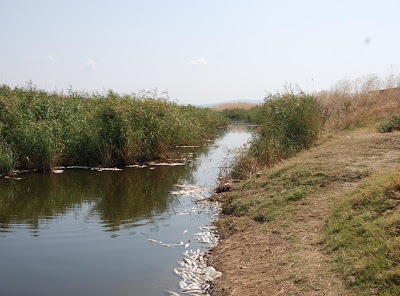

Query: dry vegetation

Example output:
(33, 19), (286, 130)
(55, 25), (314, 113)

(210, 102), (259, 111)
(318, 74), (400, 129)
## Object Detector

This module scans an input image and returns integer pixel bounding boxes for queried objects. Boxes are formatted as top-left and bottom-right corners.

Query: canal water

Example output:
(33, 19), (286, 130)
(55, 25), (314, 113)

(0, 124), (252, 296)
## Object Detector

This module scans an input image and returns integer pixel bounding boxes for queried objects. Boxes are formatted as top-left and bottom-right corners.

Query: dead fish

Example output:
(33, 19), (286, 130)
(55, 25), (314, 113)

(165, 291), (180, 296)
(183, 230), (187, 234)
(147, 239), (158, 243)
(179, 281), (186, 289)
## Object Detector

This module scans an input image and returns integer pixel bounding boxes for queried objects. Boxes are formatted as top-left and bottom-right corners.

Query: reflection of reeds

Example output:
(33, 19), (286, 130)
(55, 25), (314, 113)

(0, 85), (228, 175)
(0, 164), (194, 229)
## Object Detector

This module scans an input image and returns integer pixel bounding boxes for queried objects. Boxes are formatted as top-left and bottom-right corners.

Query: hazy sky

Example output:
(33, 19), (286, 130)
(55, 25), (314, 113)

(1, 0), (399, 104)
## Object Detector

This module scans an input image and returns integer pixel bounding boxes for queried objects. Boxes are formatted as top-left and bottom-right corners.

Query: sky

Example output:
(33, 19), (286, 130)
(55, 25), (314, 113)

(0, 0), (399, 105)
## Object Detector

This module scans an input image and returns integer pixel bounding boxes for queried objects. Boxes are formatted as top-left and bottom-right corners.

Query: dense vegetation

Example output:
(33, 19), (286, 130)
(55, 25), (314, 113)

(0, 85), (227, 175)
(220, 107), (262, 123)
(232, 92), (322, 178)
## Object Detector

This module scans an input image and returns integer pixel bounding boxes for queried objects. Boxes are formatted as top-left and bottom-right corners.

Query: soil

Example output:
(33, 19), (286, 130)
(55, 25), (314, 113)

(209, 126), (400, 295)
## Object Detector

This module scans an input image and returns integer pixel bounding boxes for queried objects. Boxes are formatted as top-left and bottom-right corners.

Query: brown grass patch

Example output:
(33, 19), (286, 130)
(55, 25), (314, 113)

(318, 74), (400, 130)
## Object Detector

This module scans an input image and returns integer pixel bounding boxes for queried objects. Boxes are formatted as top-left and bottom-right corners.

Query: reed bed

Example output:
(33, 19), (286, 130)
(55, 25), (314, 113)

(231, 92), (322, 178)
(0, 85), (227, 175)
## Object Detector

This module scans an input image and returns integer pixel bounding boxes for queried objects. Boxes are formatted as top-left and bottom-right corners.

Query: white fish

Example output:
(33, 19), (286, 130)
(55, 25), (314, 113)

(179, 281), (186, 289)
(165, 291), (180, 296)
(184, 243), (190, 248)
(147, 239), (157, 243)
(183, 230), (187, 234)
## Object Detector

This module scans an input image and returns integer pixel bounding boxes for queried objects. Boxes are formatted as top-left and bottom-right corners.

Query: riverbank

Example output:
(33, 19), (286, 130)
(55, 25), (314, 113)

(0, 85), (227, 175)
(209, 122), (400, 295)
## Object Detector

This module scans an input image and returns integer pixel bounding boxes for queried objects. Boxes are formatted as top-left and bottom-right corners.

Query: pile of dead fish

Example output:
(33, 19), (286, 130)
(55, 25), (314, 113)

(148, 182), (223, 295)
(147, 226), (222, 295)
(193, 226), (219, 247)
(169, 184), (212, 200)
(169, 248), (222, 296)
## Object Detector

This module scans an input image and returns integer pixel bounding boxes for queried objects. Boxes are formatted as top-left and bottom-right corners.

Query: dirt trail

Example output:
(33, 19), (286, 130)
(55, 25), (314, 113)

(210, 127), (400, 295)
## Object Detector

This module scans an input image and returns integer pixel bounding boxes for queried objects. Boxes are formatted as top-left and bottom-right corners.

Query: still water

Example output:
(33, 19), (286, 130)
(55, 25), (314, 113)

(0, 125), (252, 296)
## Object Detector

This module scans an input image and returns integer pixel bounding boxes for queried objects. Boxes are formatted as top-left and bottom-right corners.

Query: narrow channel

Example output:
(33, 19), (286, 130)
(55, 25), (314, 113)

(0, 124), (252, 296)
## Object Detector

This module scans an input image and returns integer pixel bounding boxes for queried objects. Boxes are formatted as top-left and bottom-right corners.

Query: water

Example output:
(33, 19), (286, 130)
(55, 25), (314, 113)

(0, 124), (252, 296)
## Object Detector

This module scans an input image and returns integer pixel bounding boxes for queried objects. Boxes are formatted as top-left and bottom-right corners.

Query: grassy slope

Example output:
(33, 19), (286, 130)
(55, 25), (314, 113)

(211, 122), (400, 296)
(325, 169), (400, 295)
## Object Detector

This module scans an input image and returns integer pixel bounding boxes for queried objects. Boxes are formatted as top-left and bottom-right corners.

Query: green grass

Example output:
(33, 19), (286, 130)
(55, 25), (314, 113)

(222, 159), (368, 225)
(0, 85), (228, 174)
(325, 169), (400, 295)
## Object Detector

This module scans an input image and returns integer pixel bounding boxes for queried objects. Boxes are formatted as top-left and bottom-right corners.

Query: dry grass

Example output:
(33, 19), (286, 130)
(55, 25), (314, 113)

(318, 74), (400, 130)
(210, 102), (259, 111)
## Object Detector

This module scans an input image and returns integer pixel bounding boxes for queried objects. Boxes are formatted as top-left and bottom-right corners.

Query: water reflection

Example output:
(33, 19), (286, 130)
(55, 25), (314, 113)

(0, 162), (198, 233)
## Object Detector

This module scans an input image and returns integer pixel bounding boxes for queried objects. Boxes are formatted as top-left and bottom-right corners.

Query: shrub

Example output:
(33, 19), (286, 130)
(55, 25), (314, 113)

(378, 114), (400, 133)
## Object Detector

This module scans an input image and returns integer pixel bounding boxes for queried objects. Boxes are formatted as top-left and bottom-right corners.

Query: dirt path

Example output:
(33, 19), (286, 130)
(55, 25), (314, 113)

(210, 127), (400, 295)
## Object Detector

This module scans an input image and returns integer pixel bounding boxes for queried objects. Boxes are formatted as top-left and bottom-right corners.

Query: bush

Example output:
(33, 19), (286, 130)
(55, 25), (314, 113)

(378, 114), (400, 133)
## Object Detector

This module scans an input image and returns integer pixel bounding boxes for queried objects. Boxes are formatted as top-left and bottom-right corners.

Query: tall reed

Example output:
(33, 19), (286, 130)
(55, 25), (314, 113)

(0, 85), (227, 174)
(232, 92), (322, 178)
